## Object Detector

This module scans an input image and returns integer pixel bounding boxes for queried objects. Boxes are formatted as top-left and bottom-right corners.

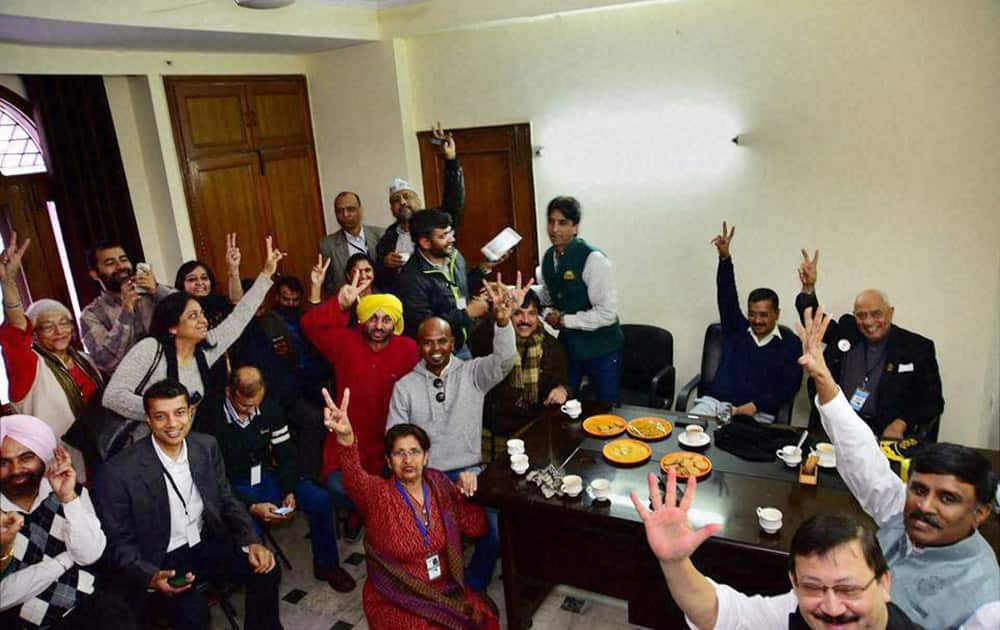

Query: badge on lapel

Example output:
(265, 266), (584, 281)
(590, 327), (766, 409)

(837, 339), (851, 352)
(562, 270), (576, 281)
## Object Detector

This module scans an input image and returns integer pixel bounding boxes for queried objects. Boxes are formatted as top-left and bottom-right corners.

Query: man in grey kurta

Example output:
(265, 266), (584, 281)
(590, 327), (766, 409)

(801, 306), (999, 630)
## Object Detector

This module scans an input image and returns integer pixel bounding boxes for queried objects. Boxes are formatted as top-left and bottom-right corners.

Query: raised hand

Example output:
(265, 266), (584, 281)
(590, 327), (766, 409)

(631, 471), (721, 565)
(796, 305), (832, 379)
(226, 232), (242, 271)
(0, 231), (30, 285)
(45, 446), (78, 504)
(310, 254), (331, 290)
(262, 236), (287, 277)
(507, 271), (535, 311)
(322, 387), (354, 445)
(337, 268), (372, 311)
(433, 121), (456, 160)
(798, 249), (819, 292)
(711, 221), (735, 259)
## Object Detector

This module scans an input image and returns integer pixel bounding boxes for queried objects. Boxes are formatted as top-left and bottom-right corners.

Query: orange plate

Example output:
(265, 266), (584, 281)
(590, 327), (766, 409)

(626, 417), (673, 441)
(583, 414), (628, 438)
(602, 439), (653, 466)
(659, 451), (713, 480)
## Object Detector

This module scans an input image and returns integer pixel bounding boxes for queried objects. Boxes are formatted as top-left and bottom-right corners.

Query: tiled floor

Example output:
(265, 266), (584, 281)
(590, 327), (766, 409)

(209, 515), (652, 629)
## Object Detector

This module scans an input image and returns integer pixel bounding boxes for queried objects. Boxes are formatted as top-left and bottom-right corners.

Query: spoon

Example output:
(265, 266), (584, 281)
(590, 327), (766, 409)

(796, 430), (809, 451)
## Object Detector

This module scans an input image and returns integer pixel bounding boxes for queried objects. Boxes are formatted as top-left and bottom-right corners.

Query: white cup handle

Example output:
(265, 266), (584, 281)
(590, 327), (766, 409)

(756, 507), (764, 518)
(776, 449), (784, 459)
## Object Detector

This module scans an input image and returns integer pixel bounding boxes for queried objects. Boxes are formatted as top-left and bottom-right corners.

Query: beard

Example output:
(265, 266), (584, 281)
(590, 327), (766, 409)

(274, 305), (302, 321)
(100, 268), (133, 292)
(1, 467), (44, 501)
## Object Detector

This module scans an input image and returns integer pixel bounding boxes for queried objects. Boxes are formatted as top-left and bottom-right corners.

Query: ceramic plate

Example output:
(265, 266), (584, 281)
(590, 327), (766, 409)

(626, 417), (673, 441)
(659, 451), (713, 480)
(583, 414), (628, 438)
(678, 431), (711, 448)
(602, 439), (653, 465)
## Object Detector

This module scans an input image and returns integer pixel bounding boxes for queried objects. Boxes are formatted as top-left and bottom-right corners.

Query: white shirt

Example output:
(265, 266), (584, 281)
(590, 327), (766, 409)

(748, 325), (782, 348)
(345, 229), (367, 256)
(533, 250), (620, 331)
(394, 226), (414, 254)
(0, 479), (106, 612)
(152, 438), (206, 552)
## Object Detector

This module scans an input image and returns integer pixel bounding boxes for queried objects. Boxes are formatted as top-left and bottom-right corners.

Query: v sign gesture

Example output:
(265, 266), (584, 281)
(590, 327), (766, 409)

(0, 231), (30, 285)
(486, 271), (535, 327)
(711, 221), (735, 259)
(799, 248), (819, 293)
(323, 387), (354, 446)
(262, 236), (287, 277)
(337, 268), (373, 311)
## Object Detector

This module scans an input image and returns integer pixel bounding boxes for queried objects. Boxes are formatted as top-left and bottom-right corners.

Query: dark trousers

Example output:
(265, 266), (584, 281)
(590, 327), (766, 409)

(152, 540), (282, 630)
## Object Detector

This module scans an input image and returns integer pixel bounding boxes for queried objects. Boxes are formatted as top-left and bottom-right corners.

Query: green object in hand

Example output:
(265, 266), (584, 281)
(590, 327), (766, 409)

(168, 574), (191, 587)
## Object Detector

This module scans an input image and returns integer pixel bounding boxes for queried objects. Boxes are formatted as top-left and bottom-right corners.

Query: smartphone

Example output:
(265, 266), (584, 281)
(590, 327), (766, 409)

(134, 262), (152, 294)
(167, 574), (192, 587)
(272, 506), (294, 516)
(429, 137), (444, 146)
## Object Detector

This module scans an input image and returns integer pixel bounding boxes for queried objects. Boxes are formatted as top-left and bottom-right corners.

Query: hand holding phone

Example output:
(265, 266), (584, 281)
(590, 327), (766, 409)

(272, 506), (294, 516)
(167, 573), (193, 587)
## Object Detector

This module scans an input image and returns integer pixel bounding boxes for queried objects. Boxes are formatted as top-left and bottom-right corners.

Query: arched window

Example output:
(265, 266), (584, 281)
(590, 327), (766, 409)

(0, 96), (46, 176)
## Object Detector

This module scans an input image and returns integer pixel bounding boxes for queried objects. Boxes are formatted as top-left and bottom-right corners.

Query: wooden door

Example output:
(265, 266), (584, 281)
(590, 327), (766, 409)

(186, 152), (270, 282)
(0, 174), (69, 306)
(165, 76), (325, 289)
(259, 146), (325, 285)
(169, 82), (253, 159)
(418, 124), (539, 281)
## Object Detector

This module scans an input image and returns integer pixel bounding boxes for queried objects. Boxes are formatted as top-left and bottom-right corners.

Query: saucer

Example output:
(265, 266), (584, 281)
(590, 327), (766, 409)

(512, 466), (529, 475)
(780, 457), (802, 467)
(678, 431), (711, 448)
(817, 457), (837, 469)
(562, 486), (582, 498)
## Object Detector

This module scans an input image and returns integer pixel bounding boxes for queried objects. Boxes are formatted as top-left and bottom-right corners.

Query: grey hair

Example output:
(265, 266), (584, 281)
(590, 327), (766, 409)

(25, 299), (72, 326)
(855, 288), (891, 307)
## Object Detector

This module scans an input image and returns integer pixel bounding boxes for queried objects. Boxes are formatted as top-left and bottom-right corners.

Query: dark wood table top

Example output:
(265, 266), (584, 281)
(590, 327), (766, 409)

(478, 402), (1000, 555)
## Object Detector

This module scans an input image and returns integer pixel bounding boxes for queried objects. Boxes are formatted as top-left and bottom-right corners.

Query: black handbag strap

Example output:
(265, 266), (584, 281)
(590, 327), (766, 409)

(134, 342), (164, 395)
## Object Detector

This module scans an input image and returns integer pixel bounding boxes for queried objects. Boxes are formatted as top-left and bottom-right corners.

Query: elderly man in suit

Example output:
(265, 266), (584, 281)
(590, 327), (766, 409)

(795, 250), (944, 439)
(98, 379), (281, 630)
(318, 191), (385, 295)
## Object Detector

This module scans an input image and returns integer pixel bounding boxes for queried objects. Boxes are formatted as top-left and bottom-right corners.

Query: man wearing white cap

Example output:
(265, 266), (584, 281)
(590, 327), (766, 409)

(375, 123), (465, 293)
(0, 414), (110, 629)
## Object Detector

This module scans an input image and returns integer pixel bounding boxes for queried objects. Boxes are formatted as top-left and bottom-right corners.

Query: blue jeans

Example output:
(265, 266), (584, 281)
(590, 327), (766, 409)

(568, 347), (624, 405)
(233, 471), (340, 569)
(444, 466), (499, 592)
(324, 470), (357, 513)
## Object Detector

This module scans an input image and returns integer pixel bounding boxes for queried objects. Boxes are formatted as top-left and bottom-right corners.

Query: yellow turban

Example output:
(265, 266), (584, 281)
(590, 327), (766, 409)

(357, 294), (404, 335)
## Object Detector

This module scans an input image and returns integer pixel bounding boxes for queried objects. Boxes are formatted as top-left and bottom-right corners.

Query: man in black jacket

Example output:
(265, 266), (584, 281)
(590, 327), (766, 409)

(795, 250), (944, 439)
(375, 123), (466, 294)
(98, 379), (281, 630)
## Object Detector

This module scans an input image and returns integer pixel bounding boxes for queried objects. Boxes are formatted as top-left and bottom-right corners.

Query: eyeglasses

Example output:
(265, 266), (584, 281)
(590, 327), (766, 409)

(795, 574), (879, 600)
(391, 448), (424, 459)
(36, 319), (75, 334)
(854, 310), (886, 322)
(433, 378), (445, 403)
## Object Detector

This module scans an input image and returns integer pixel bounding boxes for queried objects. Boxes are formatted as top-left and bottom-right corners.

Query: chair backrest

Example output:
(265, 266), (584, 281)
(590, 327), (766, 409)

(621, 323), (674, 396)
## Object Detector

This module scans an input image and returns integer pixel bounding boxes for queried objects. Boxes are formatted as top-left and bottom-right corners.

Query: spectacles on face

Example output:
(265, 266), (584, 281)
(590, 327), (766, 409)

(36, 319), (75, 335)
(854, 310), (886, 322)
(391, 448), (425, 460)
(795, 574), (879, 601)
(433, 377), (445, 403)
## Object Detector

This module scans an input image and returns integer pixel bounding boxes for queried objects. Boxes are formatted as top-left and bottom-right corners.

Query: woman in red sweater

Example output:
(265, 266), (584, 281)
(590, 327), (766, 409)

(323, 387), (498, 630)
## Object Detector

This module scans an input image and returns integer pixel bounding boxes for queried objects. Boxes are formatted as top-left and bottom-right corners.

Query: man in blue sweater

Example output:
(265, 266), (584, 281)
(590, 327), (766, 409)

(690, 222), (802, 423)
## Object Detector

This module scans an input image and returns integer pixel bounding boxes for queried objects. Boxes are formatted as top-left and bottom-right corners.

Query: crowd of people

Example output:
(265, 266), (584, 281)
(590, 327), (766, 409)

(0, 124), (996, 630)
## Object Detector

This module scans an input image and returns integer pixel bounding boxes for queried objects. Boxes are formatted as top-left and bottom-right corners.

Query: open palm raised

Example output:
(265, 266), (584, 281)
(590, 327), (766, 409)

(630, 471), (721, 564)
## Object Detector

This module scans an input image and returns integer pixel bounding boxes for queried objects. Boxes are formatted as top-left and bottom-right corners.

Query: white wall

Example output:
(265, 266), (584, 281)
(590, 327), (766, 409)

(314, 0), (1000, 446)
(0, 74), (27, 99)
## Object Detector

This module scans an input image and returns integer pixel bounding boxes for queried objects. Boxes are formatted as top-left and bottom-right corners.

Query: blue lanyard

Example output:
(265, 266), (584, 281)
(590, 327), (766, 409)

(394, 479), (432, 548)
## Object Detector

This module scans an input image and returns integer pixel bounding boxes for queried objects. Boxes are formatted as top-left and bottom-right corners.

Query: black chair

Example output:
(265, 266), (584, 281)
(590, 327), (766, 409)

(675, 323), (795, 425)
(619, 324), (676, 409)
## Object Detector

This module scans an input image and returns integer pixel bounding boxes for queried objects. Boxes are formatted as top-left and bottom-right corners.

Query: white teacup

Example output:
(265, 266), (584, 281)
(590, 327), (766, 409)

(397, 251), (411, 263)
(507, 439), (525, 455)
(561, 474), (583, 496)
(810, 442), (836, 467)
(587, 478), (611, 501)
(776, 445), (803, 467)
(560, 399), (582, 417)
(757, 507), (783, 533)
(685, 424), (704, 435)
(510, 453), (529, 474)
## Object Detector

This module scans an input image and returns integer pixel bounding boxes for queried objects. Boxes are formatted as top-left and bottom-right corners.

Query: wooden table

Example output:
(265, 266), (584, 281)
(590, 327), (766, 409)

(477, 402), (1000, 629)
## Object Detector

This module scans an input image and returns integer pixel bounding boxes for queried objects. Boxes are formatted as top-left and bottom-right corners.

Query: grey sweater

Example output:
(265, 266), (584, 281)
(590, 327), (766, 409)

(102, 274), (274, 420)
(387, 322), (516, 472)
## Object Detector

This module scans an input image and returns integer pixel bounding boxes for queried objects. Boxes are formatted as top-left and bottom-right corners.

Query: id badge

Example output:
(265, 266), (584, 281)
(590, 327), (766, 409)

(185, 520), (202, 547)
(425, 553), (442, 581)
(849, 387), (870, 412)
(456, 296), (468, 310)
(250, 464), (262, 487)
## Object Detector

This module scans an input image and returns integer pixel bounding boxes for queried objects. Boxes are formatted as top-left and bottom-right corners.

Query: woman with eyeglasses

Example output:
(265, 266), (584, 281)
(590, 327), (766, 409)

(0, 232), (103, 478)
(103, 236), (286, 423)
(173, 233), (245, 330)
(323, 387), (499, 630)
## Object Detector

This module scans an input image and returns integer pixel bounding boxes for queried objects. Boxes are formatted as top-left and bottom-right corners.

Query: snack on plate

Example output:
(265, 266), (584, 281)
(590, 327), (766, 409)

(583, 415), (628, 437)
(602, 439), (653, 465)
(626, 417), (672, 440)
(659, 451), (713, 479)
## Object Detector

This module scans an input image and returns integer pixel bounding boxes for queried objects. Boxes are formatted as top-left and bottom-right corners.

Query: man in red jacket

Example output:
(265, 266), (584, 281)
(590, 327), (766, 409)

(302, 258), (418, 537)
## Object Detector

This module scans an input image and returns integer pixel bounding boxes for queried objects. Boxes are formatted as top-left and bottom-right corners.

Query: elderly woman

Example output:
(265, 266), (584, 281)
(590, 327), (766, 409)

(173, 233), (244, 329)
(323, 387), (498, 630)
(103, 237), (285, 422)
(0, 233), (102, 478)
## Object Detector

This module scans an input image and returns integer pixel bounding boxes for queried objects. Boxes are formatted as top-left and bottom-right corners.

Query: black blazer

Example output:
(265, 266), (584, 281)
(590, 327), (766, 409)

(796, 292), (944, 435)
(97, 433), (259, 587)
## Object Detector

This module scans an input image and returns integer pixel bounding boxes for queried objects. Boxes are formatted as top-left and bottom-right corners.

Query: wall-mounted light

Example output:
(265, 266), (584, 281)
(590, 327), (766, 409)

(234, 0), (295, 9)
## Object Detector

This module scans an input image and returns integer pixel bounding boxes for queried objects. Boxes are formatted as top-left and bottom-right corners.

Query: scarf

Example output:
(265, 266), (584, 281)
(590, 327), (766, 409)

(510, 329), (544, 408)
(363, 468), (493, 630)
(33, 342), (104, 420)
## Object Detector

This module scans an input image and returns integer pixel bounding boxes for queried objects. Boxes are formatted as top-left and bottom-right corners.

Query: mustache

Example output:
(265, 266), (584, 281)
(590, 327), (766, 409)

(812, 611), (861, 625)
(908, 509), (943, 529)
